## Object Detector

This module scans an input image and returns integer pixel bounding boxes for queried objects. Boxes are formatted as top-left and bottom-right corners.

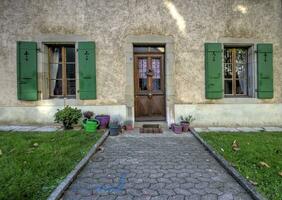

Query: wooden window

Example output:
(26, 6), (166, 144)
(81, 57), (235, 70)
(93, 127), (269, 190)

(224, 47), (248, 97)
(48, 45), (76, 98)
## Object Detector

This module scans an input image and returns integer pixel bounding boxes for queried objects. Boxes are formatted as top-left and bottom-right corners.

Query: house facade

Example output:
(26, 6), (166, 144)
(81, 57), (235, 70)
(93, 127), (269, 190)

(0, 0), (281, 126)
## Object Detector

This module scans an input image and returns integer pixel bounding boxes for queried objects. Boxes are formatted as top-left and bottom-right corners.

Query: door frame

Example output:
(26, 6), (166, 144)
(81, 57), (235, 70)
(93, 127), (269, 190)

(124, 35), (175, 125)
(134, 53), (166, 121)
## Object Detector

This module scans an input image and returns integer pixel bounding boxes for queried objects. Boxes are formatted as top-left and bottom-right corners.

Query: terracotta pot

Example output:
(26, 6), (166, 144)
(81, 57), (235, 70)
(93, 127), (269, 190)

(180, 122), (190, 132)
(125, 124), (133, 131)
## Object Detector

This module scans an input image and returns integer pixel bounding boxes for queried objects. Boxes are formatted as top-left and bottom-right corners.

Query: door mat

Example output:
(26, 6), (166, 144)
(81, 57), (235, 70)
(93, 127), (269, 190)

(140, 127), (163, 134)
(142, 124), (160, 128)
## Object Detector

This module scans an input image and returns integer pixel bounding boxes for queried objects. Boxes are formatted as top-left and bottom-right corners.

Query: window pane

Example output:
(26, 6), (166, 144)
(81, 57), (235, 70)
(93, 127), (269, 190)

(224, 63), (232, 78)
(138, 58), (148, 90)
(236, 79), (247, 95)
(67, 80), (76, 95)
(49, 47), (62, 63)
(50, 64), (62, 79)
(224, 80), (232, 94)
(236, 48), (247, 64)
(66, 64), (75, 78)
(66, 47), (75, 62)
(50, 80), (62, 96)
(236, 64), (247, 79)
(224, 48), (232, 63)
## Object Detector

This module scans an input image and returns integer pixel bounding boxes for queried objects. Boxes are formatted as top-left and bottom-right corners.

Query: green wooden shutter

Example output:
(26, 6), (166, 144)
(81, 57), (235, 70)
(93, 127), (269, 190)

(205, 43), (223, 99)
(78, 42), (96, 99)
(257, 44), (273, 99)
(17, 41), (38, 100)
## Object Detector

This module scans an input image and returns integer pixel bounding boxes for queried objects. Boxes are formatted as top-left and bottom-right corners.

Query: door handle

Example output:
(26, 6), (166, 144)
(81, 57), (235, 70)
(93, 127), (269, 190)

(148, 92), (152, 99)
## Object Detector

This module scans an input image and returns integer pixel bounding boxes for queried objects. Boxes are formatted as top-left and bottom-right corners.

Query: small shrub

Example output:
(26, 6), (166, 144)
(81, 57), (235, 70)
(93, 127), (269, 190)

(83, 111), (94, 119)
(54, 106), (82, 129)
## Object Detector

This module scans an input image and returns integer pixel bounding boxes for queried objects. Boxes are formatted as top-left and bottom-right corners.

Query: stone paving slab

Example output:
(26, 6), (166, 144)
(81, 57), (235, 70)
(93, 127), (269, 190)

(62, 132), (252, 200)
(0, 125), (60, 132)
(236, 127), (264, 132)
(195, 127), (282, 133)
(207, 127), (239, 132)
(263, 127), (282, 132)
(0, 125), (15, 131)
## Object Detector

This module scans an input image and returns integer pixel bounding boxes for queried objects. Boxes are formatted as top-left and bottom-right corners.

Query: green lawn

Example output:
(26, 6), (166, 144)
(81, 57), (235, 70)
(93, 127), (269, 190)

(0, 130), (102, 200)
(200, 132), (282, 200)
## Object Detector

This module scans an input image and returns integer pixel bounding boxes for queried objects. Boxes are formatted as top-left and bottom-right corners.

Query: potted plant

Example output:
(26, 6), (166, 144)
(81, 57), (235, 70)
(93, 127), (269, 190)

(123, 120), (133, 131)
(172, 123), (183, 134)
(109, 121), (121, 136)
(180, 115), (195, 132)
(95, 114), (110, 129)
(83, 111), (94, 120)
(54, 106), (82, 130)
(82, 111), (100, 133)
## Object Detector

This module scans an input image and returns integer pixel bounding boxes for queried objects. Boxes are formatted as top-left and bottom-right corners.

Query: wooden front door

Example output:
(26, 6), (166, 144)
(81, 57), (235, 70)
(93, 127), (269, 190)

(134, 54), (166, 121)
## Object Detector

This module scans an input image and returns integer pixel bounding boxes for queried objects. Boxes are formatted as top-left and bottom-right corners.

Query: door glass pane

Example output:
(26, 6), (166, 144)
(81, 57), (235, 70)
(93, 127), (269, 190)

(50, 80), (62, 96)
(66, 64), (75, 78)
(138, 58), (148, 90)
(67, 80), (76, 95)
(224, 80), (232, 94)
(134, 46), (165, 53)
(152, 58), (161, 90)
(66, 47), (75, 62)
(50, 64), (62, 79)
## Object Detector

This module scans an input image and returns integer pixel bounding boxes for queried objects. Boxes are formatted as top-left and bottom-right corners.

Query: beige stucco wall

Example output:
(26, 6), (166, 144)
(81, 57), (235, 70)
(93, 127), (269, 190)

(0, 0), (282, 125)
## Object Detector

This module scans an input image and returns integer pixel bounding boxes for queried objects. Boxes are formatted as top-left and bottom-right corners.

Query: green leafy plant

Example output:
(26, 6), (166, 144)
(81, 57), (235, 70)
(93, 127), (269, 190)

(180, 115), (195, 124)
(54, 106), (82, 129)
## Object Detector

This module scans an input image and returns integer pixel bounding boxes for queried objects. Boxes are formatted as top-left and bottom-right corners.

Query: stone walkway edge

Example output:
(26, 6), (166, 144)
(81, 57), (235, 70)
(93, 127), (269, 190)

(1, 125), (282, 132)
(47, 130), (109, 200)
(190, 128), (266, 200)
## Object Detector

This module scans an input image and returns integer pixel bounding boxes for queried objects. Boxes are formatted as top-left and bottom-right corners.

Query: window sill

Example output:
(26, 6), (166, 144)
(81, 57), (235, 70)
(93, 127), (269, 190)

(221, 97), (261, 104)
(38, 98), (78, 106)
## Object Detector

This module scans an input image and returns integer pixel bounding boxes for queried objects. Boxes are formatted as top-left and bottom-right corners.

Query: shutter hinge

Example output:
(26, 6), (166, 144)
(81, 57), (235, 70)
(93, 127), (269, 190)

(254, 50), (258, 53)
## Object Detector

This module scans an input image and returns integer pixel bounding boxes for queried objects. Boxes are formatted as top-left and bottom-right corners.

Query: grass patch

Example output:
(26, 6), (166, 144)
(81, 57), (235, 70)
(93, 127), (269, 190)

(0, 130), (103, 200)
(200, 132), (282, 200)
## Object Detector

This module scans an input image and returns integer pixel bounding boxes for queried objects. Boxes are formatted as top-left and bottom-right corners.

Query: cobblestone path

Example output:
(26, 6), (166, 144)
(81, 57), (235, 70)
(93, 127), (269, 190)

(62, 133), (252, 200)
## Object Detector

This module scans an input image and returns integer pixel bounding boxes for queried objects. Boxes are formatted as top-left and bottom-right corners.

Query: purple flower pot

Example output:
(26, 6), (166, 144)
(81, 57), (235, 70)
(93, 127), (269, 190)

(95, 115), (110, 129)
(174, 126), (183, 134)
(173, 125), (183, 134)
